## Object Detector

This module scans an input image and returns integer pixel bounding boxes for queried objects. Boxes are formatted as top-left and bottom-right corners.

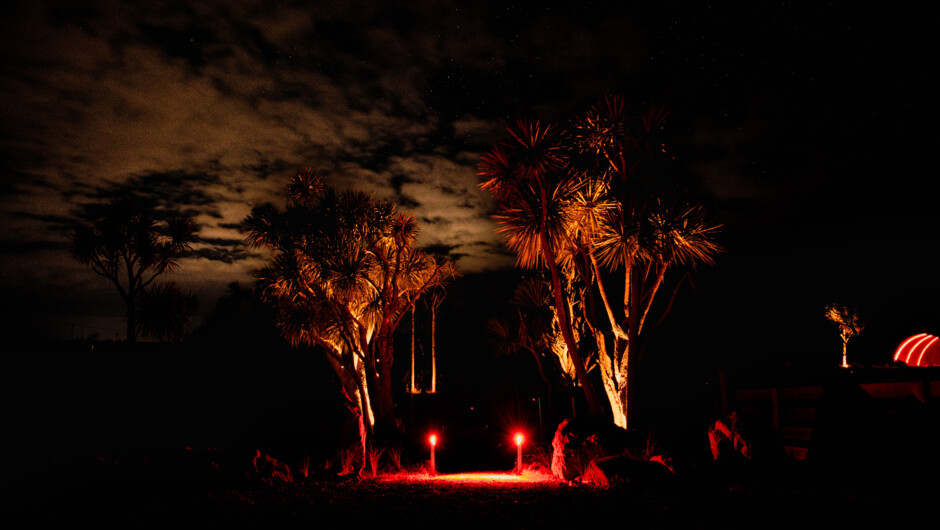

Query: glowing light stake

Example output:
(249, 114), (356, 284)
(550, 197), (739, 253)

(429, 434), (438, 475)
(514, 432), (525, 474)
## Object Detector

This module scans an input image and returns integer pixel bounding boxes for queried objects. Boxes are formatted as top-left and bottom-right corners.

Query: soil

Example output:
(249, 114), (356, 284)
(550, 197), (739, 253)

(4, 350), (935, 526)
(3, 446), (927, 527)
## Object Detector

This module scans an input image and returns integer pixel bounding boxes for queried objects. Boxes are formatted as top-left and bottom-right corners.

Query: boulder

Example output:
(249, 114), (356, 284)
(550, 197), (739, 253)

(252, 450), (293, 483)
(588, 454), (677, 488)
(707, 411), (749, 462)
(550, 417), (672, 485)
(551, 418), (606, 481)
(706, 411), (787, 487)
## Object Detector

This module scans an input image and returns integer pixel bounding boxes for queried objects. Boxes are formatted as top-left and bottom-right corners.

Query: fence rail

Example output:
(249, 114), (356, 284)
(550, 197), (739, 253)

(729, 372), (939, 460)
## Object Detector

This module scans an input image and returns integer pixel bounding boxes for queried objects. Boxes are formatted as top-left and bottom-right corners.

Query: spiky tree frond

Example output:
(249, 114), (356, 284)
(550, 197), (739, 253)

(505, 118), (567, 181)
(245, 170), (457, 445)
(570, 93), (628, 156)
(591, 200), (642, 270)
(136, 282), (198, 342)
(493, 176), (582, 269)
(509, 277), (556, 344)
(646, 196), (723, 267)
(485, 316), (519, 357)
(479, 119), (569, 202)
(243, 203), (284, 249)
(287, 168), (326, 206)
(570, 175), (617, 241)
(478, 144), (517, 202)
(69, 196), (200, 342)
(510, 275), (551, 309)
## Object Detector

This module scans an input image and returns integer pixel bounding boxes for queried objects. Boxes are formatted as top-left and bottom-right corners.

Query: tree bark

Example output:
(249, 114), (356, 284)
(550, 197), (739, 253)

(125, 290), (137, 343)
(542, 234), (604, 418)
(430, 299), (437, 393)
(410, 305), (417, 393)
(373, 327), (396, 427)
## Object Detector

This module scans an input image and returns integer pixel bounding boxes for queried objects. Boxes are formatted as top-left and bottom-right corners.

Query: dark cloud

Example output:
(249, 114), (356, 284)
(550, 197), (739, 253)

(0, 0), (931, 343)
(422, 243), (457, 257)
(191, 246), (252, 264)
(0, 239), (64, 254)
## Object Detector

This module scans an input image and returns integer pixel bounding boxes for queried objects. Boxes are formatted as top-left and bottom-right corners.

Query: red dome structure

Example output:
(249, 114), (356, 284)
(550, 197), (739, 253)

(893, 334), (940, 367)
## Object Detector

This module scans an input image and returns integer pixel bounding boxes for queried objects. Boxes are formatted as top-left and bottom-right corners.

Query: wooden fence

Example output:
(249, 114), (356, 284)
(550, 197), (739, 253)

(730, 371), (940, 460)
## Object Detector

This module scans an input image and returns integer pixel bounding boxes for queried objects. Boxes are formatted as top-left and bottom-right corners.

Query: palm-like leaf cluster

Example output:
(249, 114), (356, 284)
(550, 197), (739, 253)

(136, 281), (198, 342)
(72, 199), (197, 280)
(244, 169), (457, 438)
(478, 94), (722, 429)
(70, 197), (199, 342)
(486, 276), (580, 388)
(245, 173), (453, 354)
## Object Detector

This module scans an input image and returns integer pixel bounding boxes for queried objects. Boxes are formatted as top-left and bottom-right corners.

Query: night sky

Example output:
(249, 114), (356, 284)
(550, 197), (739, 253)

(1, 1), (934, 371)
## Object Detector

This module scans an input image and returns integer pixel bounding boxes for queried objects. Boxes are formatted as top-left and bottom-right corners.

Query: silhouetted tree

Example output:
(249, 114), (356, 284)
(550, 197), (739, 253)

(71, 197), (198, 343)
(486, 276), (581, 410)
(195, 282), (281, 346)
(136, 281), (198, 342)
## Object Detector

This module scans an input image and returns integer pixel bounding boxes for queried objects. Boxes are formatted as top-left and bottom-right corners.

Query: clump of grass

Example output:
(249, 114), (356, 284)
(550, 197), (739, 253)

(387, 447), (403, 473)
(523, 444), (553, 473)
(580, 458), (610, 488)
(365, 446), (386, 478)
(326, 447), (358, 476)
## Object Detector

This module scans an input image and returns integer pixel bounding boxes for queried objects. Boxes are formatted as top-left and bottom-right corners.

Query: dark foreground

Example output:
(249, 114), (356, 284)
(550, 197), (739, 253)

(3, 447), (930, 527)
(4, 347), (936, 526)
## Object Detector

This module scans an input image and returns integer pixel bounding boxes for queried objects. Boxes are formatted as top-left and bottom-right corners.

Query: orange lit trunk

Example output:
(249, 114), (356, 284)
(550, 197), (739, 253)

(542, 234), (604, 418)
(410, 305), (417, 393)
(430, 300), (437, 393)
(373, 326), (396, 427)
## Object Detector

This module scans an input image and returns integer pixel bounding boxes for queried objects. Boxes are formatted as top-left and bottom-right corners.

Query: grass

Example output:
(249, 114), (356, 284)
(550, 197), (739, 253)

(6, 442), (930, 526)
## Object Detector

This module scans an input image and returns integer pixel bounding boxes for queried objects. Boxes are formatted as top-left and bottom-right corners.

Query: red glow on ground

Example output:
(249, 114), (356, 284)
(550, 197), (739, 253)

(435, 472), (525, 482)
(380, 470), (555, 485)
(893, 333), (940, 367)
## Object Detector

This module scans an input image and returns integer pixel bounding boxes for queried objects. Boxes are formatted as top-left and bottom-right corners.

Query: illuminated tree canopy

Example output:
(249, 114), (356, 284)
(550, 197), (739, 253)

(480, 94), (722, 430)
(825, 303), (864, 368)
(243, 169), (457, 464)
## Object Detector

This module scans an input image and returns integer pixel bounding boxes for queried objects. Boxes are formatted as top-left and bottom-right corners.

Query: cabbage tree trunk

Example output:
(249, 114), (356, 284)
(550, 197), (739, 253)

(325, 352), (375, 471)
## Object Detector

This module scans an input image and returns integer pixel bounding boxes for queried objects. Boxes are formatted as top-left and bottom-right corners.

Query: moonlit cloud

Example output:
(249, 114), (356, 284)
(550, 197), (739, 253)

(0, 1), (546, 338)
(0, 1), (930, 345)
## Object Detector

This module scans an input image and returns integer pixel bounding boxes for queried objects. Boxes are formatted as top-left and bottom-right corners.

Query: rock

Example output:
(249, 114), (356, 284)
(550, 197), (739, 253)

(551, 419), (573, 480)
(252, 450), (293, 483)
(589, 454), (677, 488)
(552, 418), (608, 481)
(707, 411), (787, 487)
(550, 417), (664, 484)
(708, 411), (749, 462)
